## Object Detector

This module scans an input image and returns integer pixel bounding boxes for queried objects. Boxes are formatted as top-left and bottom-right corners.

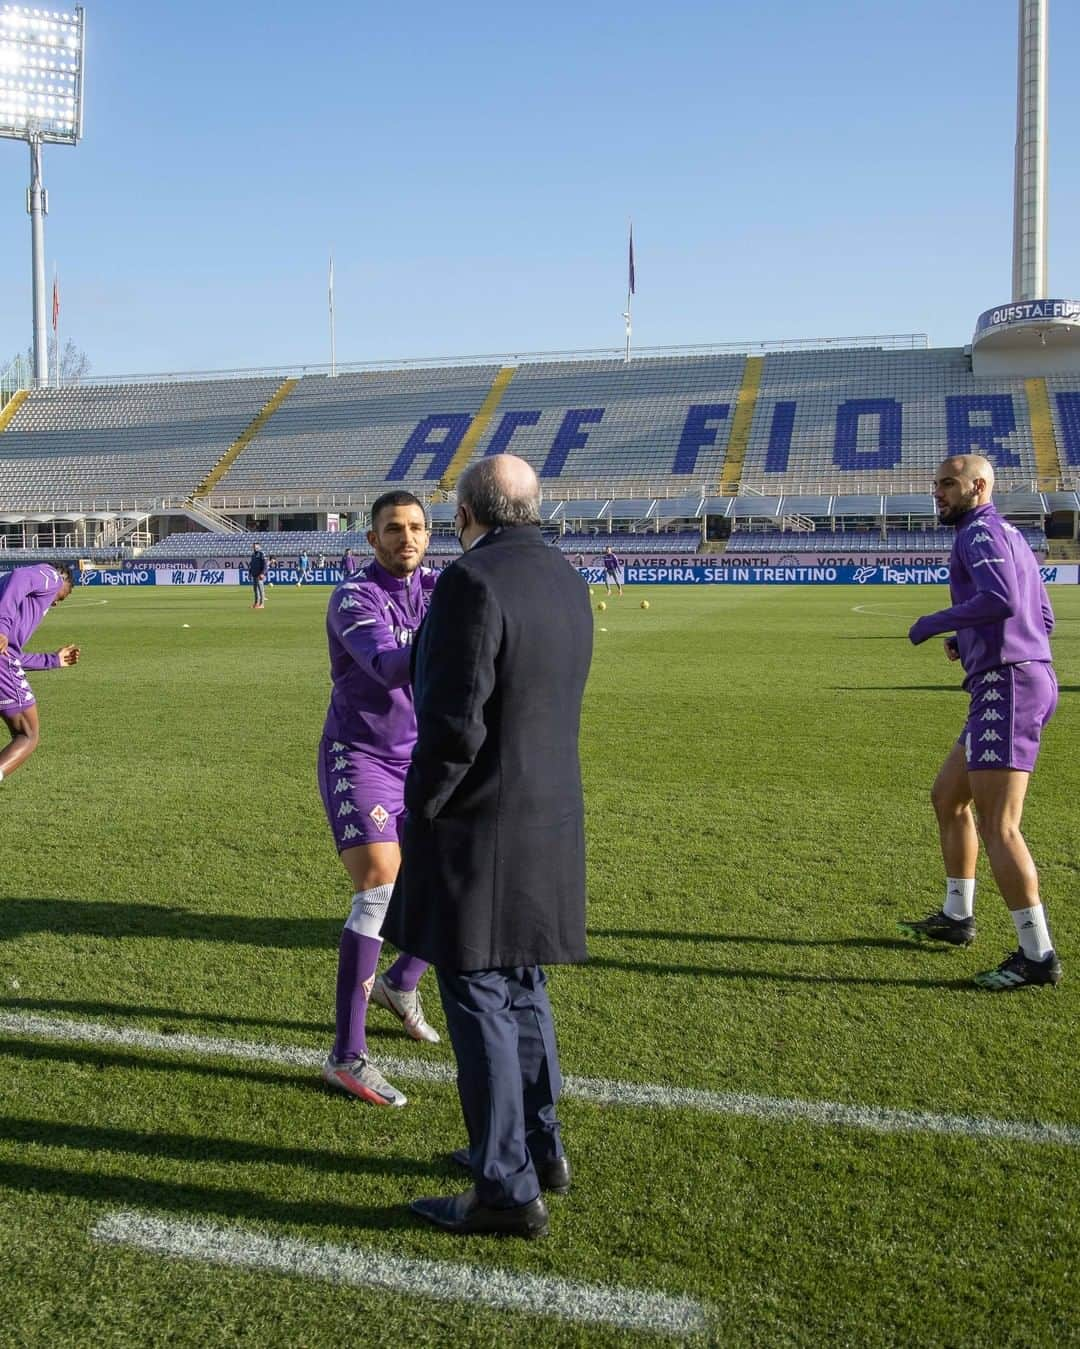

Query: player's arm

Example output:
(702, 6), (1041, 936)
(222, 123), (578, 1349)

(406, 565), (501, 819)
(330, 585), (412, 688)
(0, 567), (62, 647)
(908, 530), (1016, 645)
(1040, 580), (1055, 638)
(18, 648), (71, 670)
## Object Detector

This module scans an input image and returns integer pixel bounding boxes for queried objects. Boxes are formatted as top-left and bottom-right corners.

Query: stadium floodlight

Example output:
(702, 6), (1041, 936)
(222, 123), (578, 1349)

(0, 5), (85, 387)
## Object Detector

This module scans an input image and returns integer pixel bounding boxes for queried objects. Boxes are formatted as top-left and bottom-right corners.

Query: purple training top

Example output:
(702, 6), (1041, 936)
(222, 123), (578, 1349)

(323, 559), (437, 760)
(909, 504), (1053, 678)
(603, 551), (622, 573)
(0, 564), (65, 670)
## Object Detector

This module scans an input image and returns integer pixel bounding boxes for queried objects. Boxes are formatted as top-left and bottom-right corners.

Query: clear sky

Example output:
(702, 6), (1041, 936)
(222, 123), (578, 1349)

(0, 0), (1077, 377)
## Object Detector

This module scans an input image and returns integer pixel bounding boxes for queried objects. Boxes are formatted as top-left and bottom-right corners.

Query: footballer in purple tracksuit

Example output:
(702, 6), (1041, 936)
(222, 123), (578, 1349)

(318, 491), (442, 1106)
(602, 546), (624, 595)
(0, 563), (79, 783)
(900, 455), (1061, 990)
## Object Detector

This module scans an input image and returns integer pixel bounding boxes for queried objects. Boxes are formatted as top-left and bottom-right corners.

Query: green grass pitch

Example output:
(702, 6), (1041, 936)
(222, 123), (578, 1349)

(0, 583), (1077, 1346)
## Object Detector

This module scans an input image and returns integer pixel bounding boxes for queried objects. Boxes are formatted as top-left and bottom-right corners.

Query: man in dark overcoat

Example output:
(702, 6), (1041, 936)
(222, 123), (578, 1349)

(383, 453), (593, 1238)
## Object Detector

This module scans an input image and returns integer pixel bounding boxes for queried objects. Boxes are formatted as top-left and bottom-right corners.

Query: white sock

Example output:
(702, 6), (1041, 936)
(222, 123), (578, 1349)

(943, 877), (975, 920)
(1012, 904), (1053, 961)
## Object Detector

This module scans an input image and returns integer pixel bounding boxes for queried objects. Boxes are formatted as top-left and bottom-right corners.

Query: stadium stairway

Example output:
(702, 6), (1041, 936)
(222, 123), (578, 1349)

(193, 377), (299, 497)
(1025, 378), (1063, 484)
(0, 389), (28, 431)
(436, 366), (517, 492)
(720, 356), (762, 491)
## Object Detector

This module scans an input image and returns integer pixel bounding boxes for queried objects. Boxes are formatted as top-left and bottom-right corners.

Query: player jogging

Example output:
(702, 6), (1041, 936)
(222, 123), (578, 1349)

(319, 491), (441, 1106)
(248, 545), (267, 609)
(0, 563), (79, 783)
(602, 546), (624, 596)
(900, 455), (1061, 991)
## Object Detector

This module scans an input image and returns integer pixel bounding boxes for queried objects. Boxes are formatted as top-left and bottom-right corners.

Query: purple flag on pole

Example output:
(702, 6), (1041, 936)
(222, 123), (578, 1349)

(628, 225), (635, 295)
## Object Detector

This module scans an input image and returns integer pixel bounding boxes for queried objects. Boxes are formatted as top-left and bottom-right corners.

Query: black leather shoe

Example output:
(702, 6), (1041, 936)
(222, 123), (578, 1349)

(450, 1148), (572, 1196)
(410, 1186), (549, 1238)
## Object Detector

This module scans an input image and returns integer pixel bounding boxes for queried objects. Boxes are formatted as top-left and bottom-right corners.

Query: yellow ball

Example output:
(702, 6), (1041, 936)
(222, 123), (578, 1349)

(597, 601), (607, 612)
(640, 600), (650, 610)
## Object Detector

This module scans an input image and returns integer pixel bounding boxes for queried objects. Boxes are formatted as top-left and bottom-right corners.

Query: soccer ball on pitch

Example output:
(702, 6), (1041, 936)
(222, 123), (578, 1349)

(596, 601), (607, 612)
(640, 600), (650, 610)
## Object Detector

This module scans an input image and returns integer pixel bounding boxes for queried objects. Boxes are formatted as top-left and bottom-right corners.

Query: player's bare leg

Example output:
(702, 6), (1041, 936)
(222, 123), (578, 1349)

(0, 705), (40, 780)
(968, 767), (1060, 988)
(898, 742), (978, 946)
(933, 742), (978, 879)
(967, 768), (1038, 910)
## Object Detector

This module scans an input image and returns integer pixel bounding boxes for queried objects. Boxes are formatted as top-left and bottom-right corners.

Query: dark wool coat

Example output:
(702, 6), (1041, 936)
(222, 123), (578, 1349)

(383, 525), (593, 971)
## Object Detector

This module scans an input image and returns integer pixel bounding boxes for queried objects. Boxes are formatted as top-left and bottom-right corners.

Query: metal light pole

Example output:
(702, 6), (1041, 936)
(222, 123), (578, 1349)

(0, 6), (86, 388)
(28, 132), (47, 384)
(1012, 0), (1048, 302)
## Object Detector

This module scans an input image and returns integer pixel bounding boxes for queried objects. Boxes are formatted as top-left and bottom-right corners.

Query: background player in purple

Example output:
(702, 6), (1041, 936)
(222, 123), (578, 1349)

(319, 492), (440, 1106)
(0, 563), (79, 784)
(601, 545), (624, 596)
(900, 455), (1061, 991)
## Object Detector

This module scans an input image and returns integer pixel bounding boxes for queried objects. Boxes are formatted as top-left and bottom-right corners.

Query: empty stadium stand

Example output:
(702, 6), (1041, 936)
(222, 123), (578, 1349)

(0, 378), (284, 507)
(0, 344), (1078, 547)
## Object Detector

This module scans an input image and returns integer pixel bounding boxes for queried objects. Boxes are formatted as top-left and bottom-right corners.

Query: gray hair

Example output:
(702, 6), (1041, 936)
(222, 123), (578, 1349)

(458, 456), (541, 527)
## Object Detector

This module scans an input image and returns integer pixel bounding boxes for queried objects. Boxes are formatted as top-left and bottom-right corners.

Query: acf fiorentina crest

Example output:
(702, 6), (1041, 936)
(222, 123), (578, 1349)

(369, 804), (390, 832)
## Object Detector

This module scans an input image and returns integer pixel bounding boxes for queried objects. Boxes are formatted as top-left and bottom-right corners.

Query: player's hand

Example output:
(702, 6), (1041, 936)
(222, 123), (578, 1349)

(944, 638), (960, 662)
(58, 644), (80, 667)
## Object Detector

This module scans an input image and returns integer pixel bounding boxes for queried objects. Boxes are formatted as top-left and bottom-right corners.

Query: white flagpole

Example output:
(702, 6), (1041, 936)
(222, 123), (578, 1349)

(622, 221), (634, 364)
(328, 251), (337, 378)
(53, 265), (59, 388)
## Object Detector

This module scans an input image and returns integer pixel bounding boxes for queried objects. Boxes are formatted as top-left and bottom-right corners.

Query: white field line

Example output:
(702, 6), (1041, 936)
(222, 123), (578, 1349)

(92, 1210), (710, 1338)
(2, 1010), (1078, 1148)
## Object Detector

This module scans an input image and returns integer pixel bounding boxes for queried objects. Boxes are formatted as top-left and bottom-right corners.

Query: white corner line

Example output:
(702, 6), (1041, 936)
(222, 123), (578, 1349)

(91, 1209), (710, 1338)
(1, 1010), (1077, 1148)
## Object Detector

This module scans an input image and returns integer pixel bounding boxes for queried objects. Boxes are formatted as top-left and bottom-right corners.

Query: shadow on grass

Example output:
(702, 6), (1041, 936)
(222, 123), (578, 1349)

(586, 928), (972, 989)
(584, 955), (972, 990)
(0, 1037), (331, 1093)
(831, 685), (962, 693)
(591, 927), (941, 952)
(0, 898), (338, 949)
(0, 1156), (416, 1234)
(0, 1114), (439, 1183)
(0, 997), (329, 1036)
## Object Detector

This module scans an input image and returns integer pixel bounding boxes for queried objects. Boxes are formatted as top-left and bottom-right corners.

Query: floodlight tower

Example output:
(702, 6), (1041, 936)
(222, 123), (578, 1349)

(971, 0), (1080, 377)
(1012, 0), (1048, 302)
(0, 6), (85, 388)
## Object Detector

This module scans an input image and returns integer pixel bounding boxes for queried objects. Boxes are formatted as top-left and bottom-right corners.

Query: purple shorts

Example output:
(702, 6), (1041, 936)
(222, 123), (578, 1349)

(0, 654), (36, 715)
(961, 662), (1057, 774)
(317, 737), (407, 851)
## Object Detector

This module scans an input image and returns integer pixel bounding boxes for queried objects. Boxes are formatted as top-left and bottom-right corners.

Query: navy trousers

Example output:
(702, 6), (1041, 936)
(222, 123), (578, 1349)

(435, 964), (564, 1209)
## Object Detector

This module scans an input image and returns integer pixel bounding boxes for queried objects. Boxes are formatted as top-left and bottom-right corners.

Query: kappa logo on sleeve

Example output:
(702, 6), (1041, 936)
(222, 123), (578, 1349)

(338, 595), (365, 612)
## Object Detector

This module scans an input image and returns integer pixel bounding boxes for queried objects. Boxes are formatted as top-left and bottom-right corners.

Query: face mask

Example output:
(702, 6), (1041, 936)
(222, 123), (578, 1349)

(456, 508), (468, 551)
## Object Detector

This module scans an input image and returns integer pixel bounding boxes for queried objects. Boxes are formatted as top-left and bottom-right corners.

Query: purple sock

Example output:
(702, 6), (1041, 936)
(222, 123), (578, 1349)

(332, 928), (383, 1062)
(384, 953), (429, 993)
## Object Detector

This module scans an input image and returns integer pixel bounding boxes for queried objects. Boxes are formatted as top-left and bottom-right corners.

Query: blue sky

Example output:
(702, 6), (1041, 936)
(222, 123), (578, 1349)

(0, 0), (1077, 376)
